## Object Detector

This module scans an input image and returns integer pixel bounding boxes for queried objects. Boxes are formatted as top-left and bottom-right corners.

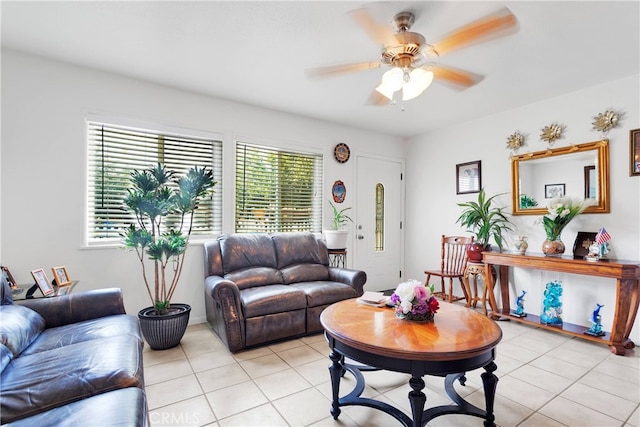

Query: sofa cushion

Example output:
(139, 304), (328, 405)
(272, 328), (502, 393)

(273, 232), (325, 269)
(281, 264), (329, 285)
(1, 343), (13, 373)
(0, 305), (46, 357)
(219, 233), (277, 273)
(225, 267), (283, 290)
(290, 281), (359, 307)
(20, 314), (143, 356)
(240, 285), (307, 318)
(0, 335), (143, 424)
(3, 387), (148, 427)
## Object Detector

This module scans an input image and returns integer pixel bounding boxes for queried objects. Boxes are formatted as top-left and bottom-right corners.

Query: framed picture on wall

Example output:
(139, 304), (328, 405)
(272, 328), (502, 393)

(30, 268), (55, 297)
(545, 183), (565, 199)
(456, 160), (482, 194)
(631, 128), (640, 176)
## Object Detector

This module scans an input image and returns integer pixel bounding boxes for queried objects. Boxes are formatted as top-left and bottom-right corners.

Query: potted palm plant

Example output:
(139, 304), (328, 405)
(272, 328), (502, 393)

(323, 201), (353, 249)
(456, 188), (513, 262)
(121, 163), (216, 350)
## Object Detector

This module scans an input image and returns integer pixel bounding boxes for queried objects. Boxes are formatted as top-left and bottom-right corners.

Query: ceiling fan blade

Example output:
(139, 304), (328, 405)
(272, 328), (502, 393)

(366, 90), (391, 106)
(350, 7), (397, 46)
(430, 65), (483, 89)
(432, 7), (518, 56)
(306, 61), (382, 79)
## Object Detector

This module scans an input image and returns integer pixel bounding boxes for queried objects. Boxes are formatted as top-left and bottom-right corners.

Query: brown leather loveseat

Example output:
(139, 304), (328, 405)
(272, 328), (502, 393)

(204, 232), (366, 352)
(0, 277), (147, 426)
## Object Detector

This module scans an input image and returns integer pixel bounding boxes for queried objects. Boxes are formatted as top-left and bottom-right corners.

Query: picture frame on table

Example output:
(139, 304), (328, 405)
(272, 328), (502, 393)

(456, 160), (482, 195)
(545, 183), (565, 199)
(573, 231), (597, 259)
(31, 268), (55, 296)
(51, 266), (72, 287)
(631, 128), (640, 176)
(1, 265), (18, 288)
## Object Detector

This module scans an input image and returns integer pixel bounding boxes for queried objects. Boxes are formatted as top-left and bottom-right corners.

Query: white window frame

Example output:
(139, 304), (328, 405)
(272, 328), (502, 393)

(85, 117), (223, 246)
(234, 139), (323, 234)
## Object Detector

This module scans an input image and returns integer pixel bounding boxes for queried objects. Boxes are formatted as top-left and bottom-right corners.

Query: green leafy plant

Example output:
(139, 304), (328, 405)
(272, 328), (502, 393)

(121, 163), (216, 314)
(456, 188), (513, 249)
(329, 201), (353, 230)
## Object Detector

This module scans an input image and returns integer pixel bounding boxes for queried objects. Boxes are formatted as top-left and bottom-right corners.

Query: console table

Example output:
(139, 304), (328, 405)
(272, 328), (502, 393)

(483, 252), (640, 355)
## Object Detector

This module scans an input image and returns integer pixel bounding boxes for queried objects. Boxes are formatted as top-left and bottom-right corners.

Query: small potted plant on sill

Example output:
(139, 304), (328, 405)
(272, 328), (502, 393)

(323, 201), (353, 249)
(121, 163), (216, 350)
(456, 188), (513, 262)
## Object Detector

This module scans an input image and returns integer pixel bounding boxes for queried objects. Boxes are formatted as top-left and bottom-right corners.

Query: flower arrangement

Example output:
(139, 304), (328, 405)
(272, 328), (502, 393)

(390, 279), (440, 322)
(542, 197), (591, 240)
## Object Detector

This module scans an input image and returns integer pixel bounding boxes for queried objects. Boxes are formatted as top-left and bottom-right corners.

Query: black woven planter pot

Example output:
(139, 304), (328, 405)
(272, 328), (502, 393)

(138, 304), (191, 350)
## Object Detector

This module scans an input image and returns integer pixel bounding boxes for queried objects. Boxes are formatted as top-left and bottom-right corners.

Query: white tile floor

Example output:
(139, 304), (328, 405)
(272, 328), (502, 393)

(144, 306), (640, 427)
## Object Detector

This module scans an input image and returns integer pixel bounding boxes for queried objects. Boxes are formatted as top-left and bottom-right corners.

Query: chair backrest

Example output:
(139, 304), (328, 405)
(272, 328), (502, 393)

(440, 235), (473, 275)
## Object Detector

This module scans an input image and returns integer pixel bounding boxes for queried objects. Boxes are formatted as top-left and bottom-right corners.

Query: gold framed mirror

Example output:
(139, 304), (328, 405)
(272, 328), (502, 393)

(511, 139), (610, 215)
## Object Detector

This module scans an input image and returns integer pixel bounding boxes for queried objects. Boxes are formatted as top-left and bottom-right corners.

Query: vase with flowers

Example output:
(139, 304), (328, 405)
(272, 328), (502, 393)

(541, 197), (591, 256)
(389, 279), (440, 322)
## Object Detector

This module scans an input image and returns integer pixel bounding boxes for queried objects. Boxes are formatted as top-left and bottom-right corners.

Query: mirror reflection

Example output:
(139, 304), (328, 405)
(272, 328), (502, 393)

(511, 140), (610, 215)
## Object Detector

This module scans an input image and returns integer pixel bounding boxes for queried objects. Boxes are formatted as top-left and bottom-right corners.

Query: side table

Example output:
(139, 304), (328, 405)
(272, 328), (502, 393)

(328, 249), (347, 268)
(462, 263), (495, 315)
(12, 280), (79, 301)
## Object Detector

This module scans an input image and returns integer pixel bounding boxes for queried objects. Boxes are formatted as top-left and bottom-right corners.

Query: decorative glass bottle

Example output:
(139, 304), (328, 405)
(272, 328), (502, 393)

(540, 281), (563, 325)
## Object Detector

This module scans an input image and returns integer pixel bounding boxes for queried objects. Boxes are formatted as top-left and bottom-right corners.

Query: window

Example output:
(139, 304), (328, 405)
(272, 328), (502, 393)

(235, 142), (322, 233)
(86, 121), (222, 244)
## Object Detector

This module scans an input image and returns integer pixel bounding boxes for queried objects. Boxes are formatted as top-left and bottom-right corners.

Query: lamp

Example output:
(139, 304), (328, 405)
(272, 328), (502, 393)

(375, 67), (403, 100)
(375, 66), (434, 102)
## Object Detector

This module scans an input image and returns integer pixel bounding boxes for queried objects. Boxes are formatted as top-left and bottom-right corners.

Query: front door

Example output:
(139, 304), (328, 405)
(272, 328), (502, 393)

(354, 156), (403, 292)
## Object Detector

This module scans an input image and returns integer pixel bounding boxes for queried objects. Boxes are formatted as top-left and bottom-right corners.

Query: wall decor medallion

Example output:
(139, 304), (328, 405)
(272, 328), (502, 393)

(506, 131), (525, 151)
(334, 143), (350, 163)
(540, 122), (565, 146)
(332, 180), (346, 203)
(592, 109), (622, 135)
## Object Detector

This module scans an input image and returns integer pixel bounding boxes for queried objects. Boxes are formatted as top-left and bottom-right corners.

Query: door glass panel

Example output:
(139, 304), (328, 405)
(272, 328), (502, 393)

(375, 183), (384, 251)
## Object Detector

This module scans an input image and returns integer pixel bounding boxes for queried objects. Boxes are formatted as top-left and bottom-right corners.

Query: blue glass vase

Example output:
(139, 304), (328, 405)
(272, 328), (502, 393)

(540, 281), (563, 325)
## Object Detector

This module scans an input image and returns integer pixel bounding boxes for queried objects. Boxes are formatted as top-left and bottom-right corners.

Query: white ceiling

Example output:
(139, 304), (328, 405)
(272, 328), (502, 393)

(2, 1), (639, 138)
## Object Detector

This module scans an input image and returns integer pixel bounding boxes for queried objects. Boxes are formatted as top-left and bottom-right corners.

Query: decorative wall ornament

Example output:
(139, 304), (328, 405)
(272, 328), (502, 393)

(592, 109), (622, 135)
(333, 143), (350, 163)
(506, 131), (525, 151)
(332, 180), (346, 203)
(540, 122), (565, 146)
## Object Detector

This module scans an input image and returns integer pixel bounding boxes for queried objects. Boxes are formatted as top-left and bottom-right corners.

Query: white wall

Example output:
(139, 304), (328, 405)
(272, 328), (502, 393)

(3, 48), (640, 345)
(405, 73), (640, 343)
(0, 49), (404, 322)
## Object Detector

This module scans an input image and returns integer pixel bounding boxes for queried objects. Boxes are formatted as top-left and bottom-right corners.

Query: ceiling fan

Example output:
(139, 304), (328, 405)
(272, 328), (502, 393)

(307, 6), (518, 105)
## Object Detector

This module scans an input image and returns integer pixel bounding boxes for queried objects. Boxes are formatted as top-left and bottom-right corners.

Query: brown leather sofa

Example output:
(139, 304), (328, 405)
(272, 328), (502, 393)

(204, 232), (366, 352)
(0, 277), (147, 426)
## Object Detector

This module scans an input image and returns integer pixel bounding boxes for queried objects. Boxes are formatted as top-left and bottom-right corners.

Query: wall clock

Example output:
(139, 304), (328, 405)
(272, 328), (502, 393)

(334, 143), (350, 163)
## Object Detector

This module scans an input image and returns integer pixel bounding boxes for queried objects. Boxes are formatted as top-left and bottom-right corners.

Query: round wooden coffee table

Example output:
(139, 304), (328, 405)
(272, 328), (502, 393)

(320, 299), (502, 427)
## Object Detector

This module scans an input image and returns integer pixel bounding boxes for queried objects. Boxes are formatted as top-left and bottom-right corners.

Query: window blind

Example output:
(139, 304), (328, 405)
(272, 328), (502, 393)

(86, 121), (222, 243)
(235, 142), (322, 233)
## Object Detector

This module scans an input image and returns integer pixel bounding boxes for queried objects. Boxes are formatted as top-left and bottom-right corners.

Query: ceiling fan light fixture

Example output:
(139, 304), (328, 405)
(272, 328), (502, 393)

(376, 67), (404, 99)
(402, 68), (434, 101)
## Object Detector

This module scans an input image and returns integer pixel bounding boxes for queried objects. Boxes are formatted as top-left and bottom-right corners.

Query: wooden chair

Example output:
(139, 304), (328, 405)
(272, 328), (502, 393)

(424, 235), (472, 303)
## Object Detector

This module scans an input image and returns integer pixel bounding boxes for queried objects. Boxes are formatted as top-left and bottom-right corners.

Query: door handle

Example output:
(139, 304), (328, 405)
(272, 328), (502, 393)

(357, 235), (364, 240)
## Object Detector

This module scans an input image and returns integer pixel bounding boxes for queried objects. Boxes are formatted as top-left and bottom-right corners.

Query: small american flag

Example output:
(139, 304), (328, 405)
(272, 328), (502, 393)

(595, 227), (611, 245)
